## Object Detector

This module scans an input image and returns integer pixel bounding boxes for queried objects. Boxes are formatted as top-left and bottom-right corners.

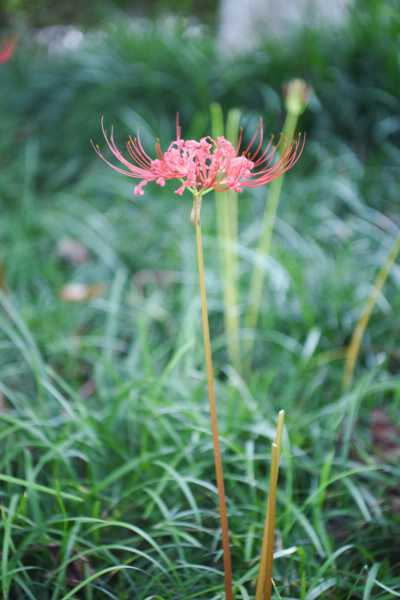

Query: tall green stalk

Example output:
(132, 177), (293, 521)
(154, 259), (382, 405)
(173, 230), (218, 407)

(210, 103), (242, 372)
(343, 233), (400, 388)
(244, 81), (309, 361)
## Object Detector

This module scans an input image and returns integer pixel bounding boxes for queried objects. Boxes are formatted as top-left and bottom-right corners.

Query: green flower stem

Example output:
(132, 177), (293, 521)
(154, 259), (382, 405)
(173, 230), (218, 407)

(244, 111), (298, 361)
(211, 103), (241, 372)
(343, 233), (400, 388)
(192, 193), (234, 600)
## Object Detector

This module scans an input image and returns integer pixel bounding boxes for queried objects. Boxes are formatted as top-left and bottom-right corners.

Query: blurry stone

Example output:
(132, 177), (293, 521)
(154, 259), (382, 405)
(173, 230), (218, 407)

(218, 0), (352, 54)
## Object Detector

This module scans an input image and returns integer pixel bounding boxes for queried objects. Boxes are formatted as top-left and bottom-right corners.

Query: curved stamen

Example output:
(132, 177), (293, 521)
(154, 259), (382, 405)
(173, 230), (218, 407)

(127, 138), (152, 169)
(242, 118), (263, 156)
(93, 118), (304, 197)
(91, 140), (143, 178)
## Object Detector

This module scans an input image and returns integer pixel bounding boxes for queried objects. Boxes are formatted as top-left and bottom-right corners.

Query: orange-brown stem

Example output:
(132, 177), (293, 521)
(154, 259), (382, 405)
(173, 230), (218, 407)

(193, 193), (234, 600)
(255, 410), (285, 600)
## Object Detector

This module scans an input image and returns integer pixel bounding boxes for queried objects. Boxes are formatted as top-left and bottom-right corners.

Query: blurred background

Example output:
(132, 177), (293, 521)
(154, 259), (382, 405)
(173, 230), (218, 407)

(0, 1), (400, 598)
(1, 0), (399, 350)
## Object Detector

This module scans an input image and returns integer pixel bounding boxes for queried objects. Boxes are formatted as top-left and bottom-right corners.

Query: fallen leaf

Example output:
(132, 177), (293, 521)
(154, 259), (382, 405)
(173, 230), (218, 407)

(0, 260), (7, 292)
(79, 379), (96, 399)
(48, 544), (90, 586)
(60, 282), (105, 302)
(390, 490), (400, 514)
(0, 391), (7, 411)
(133, 269), (179, 293)
(57, 237), (89, 265)
(370, 409), (400, 461)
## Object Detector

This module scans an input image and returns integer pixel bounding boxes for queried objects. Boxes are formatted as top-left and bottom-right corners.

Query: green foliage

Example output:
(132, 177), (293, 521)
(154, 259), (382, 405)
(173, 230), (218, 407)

(1, 0), (217, 28)
(1, 0), (399, 194)
(0, 3), (399, 597)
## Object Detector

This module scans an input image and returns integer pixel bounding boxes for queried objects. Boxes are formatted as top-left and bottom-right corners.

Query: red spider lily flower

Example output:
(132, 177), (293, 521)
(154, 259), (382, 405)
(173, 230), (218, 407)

(93, 116), (304, 197)
(0, 37), (16, 64)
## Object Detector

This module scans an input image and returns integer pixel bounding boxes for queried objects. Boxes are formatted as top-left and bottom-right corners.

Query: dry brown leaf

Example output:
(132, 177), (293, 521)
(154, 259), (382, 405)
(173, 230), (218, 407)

(48, 544), (90, 586)
(391, 491), (400, 514)
(0, 391), (7, 412)
(60, 282), (105, 302)
(370, 409), (400, 461)
(79, 379), (96, 399)
(133, 269), (179, 293)
(0, 260), (7, 292)
(57, 237), (89, 265)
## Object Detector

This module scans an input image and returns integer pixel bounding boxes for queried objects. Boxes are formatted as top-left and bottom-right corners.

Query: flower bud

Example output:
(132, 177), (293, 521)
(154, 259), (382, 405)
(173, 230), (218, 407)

(284, 79), (311, 116)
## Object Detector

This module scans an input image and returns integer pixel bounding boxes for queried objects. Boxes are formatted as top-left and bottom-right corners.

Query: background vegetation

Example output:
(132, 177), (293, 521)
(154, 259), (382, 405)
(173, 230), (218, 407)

(0, 0), (399, 598)
(1, 0), (217, 28)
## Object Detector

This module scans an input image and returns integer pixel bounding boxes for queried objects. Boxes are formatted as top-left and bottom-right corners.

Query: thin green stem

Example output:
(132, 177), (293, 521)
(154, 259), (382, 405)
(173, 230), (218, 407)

(211, 103), (241, 372)
(224, 109), (241, 372)
(256, 410), (285, 600)
(343, 233), (400, 388)
(244, 112), (298, 361)
(220, 193), (241, 371)
(192, 193), (234, 600)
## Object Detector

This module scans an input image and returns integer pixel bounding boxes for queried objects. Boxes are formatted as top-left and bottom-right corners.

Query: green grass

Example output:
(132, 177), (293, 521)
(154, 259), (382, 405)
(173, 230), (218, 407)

(1, 8), (400, 599)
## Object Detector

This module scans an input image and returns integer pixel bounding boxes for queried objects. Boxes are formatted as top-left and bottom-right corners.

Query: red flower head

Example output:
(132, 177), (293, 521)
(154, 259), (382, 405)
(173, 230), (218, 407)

(0, 37), (16, 65)
(93, 116), (304, 198)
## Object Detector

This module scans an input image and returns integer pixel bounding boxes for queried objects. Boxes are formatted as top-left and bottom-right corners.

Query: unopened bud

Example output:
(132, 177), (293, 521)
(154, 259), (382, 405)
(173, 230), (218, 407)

(284, 79), (311, 116)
